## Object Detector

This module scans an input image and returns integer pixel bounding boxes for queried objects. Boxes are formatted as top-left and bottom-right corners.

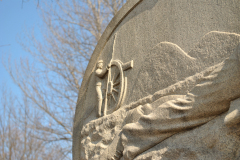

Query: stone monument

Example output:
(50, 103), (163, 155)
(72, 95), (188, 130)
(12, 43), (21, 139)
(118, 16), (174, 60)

(73, 0), (240, 159)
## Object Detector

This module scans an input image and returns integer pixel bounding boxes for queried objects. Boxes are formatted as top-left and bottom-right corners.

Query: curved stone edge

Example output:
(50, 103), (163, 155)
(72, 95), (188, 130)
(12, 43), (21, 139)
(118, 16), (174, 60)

(77, 31), (240, 159)
(76, 0), (143, 104)
(73, 1), (143, 159)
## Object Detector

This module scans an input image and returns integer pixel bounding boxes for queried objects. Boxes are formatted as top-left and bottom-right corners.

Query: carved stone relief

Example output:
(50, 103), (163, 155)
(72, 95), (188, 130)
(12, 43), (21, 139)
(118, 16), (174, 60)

(95, 35), (133, 117)
(73, 1), (240, 160)
(78, 32), (240, 160)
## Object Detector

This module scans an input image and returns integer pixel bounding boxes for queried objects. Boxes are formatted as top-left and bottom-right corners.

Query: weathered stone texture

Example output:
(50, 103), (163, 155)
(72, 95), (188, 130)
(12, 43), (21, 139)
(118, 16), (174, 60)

(73, 0), (240, 159)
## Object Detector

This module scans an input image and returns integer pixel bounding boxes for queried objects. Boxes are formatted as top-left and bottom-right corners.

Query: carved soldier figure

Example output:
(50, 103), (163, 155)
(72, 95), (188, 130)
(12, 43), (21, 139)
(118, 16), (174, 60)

(95, 60), (109, 117)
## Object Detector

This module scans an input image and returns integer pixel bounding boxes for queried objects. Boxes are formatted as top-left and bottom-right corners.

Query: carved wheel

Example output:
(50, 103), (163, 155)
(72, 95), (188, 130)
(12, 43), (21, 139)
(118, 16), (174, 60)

(103, 60), (125, 115)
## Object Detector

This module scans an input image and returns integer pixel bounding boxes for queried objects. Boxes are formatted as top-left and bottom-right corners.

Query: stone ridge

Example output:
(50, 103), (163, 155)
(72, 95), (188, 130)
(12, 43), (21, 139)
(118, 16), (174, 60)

(79, 61), (220, 159)
(78, 31), (240, 159)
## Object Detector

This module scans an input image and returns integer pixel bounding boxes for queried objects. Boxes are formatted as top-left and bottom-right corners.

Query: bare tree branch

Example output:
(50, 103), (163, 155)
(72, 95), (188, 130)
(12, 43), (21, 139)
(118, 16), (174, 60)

(0, 44), (11, 47)
(2, 0), (126, 159)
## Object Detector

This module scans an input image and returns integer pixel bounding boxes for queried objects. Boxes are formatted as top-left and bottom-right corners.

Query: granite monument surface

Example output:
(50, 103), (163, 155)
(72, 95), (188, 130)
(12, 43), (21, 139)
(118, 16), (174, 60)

(73, 0), (240, 159)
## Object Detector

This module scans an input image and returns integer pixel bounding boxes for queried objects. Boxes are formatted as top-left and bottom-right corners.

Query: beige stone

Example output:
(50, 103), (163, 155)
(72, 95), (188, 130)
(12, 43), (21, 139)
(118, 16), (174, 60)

(73, 0), (240, 159)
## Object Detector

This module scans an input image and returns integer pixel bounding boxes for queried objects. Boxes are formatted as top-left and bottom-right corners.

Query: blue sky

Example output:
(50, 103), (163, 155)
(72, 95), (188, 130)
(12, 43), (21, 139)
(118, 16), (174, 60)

(0, 0), (41, 94)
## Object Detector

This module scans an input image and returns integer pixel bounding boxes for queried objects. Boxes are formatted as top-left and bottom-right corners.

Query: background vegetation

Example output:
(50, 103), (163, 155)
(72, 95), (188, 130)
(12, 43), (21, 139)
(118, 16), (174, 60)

(1, 0), (126, 159)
